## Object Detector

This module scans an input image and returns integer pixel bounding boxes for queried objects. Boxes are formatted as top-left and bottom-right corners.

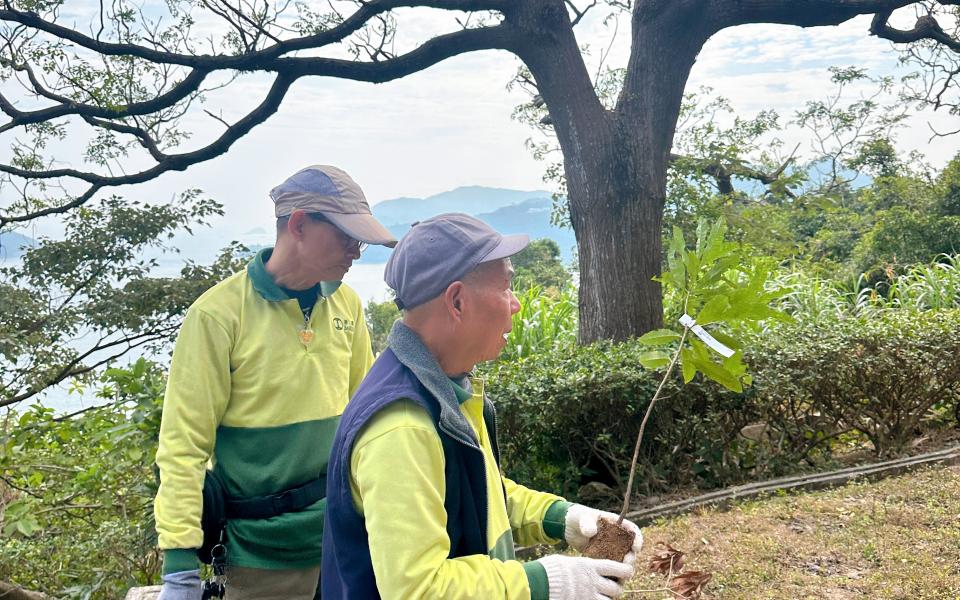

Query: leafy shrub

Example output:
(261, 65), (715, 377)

(364, 297), (400, 355)
(0, 360), (163, 598)
(751, 309), (960, 456)
(486, 340), (769, 499)
(487, 309), (960, 499)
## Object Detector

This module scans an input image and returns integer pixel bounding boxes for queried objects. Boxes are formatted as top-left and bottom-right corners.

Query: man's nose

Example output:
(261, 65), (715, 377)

(509, 291), (521, 315)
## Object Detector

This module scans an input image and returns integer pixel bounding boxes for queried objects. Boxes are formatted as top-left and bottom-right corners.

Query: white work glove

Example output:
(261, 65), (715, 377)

(537, 554), (634, 600)
(565, 504), (644, 567)
(157, 569), (201, 600)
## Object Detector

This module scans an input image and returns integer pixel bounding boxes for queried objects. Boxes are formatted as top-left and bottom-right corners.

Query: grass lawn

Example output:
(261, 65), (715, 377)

(623, 463), (960, 599)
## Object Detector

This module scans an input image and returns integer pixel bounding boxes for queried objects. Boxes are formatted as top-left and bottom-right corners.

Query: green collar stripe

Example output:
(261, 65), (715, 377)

(449, 378), (473, 405)
(247, 247), (341, 302)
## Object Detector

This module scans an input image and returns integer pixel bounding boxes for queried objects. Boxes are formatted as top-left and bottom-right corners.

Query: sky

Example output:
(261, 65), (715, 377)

(5, 4), (960, 242)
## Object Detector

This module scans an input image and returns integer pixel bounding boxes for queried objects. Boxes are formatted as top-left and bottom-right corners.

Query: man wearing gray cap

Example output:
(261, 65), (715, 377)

(322, 213), (642, 599)
(155, 165), (396, 599)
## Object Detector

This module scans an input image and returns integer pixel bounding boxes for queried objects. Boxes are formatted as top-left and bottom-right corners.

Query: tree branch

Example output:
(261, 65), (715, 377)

(0, 185), (103, 227)
(669, 144), (799, 197)
(0, 324), (178, 408)
(80, 116), (167, 162)
(708, 0), (920, 30)
(0, 21), (512, 224)
(0, 0), (507, 68)
(870, 9), (960, 52)
(565, 0), (599, 27)
(283, 23), (514, 82)
(0, 73), (294, 224)
(0, 68), (211, 134)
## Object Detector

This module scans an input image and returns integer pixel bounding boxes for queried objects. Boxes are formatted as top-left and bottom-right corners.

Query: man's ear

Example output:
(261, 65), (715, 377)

(443, 281), (466, 322)
(287, 210), (308, 240)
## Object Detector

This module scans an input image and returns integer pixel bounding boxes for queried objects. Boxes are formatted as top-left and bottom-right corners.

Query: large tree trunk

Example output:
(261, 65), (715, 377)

(567, 122), (667, 343)
(509, 0), (708, 342)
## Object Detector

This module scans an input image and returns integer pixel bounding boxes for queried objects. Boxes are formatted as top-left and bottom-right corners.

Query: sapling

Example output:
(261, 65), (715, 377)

(581, 218), (785, 563)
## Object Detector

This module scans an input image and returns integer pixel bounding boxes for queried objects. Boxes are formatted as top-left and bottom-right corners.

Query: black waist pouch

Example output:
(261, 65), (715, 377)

(199, 470), (228, 564)
(197, 470), (327, 564)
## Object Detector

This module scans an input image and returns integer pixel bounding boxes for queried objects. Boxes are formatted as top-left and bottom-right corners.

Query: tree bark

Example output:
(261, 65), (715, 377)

(512, 0), (706, 342)
(569, 132), (666, 343)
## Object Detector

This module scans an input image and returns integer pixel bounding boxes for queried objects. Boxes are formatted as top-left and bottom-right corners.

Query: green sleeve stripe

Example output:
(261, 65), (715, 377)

(523, 560), (549, 600)
(542, 500), (571, 541)
(162, 548), (199, 575)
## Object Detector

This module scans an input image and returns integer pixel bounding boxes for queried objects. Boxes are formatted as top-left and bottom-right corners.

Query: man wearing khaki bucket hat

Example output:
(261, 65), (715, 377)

(155, 165), (396, 599)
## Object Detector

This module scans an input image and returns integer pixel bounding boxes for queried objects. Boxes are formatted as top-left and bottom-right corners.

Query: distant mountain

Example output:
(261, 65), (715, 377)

(0, 231), (34, 258)
(160, 185), (572, 267)
(360, 195), (575, 264)
(372, 186), (553, 227)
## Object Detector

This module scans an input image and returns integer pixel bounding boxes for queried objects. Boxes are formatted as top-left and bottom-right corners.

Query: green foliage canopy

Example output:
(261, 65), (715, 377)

(0, 193), (247, 407)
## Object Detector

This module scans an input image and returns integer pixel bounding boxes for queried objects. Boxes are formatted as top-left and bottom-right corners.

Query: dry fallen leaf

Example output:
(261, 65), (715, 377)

(668, 570), (712, 599)
(648, 542), (686, 576)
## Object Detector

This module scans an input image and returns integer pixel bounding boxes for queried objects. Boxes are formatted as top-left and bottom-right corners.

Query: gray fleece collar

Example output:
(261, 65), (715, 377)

(386, 321), (480, 450)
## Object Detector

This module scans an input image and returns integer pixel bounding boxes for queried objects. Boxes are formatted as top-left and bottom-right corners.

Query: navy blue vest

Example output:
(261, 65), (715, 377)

(321, 348), (502, 598)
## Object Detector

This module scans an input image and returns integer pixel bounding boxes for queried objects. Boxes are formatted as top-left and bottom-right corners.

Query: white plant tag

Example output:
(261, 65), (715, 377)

(679, 313), (735, 358)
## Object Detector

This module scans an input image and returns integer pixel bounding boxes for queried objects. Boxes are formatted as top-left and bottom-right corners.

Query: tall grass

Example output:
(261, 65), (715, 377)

(772, 254), (960, 319)
(498, 254), (958, 361)
(502, 284), (578, 361)
(876, 254), (960, 310)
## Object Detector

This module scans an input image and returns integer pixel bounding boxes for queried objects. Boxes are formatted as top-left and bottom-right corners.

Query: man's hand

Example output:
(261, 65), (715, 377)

(157, 569), (201, 600)
(565, 504), (644, 565)
(536, 554), (634, 600)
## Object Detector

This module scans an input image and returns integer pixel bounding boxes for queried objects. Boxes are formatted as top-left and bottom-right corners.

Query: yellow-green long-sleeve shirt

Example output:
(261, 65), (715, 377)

(155, 249), (373, 573)
(349, 378), (565, 600)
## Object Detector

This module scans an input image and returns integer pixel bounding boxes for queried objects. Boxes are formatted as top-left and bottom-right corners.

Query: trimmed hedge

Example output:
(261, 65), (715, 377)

(485, 310), (960, 500)
(751, 309), (960, 457)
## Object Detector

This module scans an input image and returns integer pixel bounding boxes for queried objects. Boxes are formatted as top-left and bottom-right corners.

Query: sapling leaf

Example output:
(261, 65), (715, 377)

(701, 220), (730, 264)
(722, 352), (748, 377)
(15, 516), (40, 537)
(708, 330), (742, 350)
(701, 259), (738, 287)
(680, 347), (697, 383)
(689, 344), (743, 392)
(638, 329), (681, 346)
(696, 295), (730, 324)
(683, 249), (701, 287)
(703, 365), (743, 392)
(695, 219), (708, 254)
(639, 350), (671, 369)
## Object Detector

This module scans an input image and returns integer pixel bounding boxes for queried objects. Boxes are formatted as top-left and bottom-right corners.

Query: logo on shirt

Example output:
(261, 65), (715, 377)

(333, 317), (355, 332)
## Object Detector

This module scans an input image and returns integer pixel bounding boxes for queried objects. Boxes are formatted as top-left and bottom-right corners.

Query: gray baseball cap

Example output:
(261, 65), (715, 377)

(270, 165), (397, 248)
(385, 213), (529, 310)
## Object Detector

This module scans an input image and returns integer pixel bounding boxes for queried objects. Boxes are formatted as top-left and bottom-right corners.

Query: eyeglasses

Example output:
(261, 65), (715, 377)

(307, 212), (368, 254)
